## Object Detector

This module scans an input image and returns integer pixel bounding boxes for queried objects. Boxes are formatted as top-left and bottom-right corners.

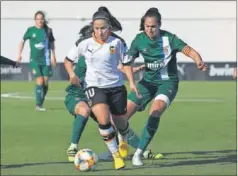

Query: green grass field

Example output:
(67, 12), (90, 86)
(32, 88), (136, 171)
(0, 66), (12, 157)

(1, 81), (237, 175)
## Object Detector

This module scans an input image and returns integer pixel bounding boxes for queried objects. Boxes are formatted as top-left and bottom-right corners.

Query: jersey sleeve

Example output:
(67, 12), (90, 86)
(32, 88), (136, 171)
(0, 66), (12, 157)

(117, 40), (133, 65)
(66, 42), (85, 62)
(171, 34), (188, 52)
(171, 34), (194, 56)
(23, 27), (31, 41)
(127, 36), (140, 60)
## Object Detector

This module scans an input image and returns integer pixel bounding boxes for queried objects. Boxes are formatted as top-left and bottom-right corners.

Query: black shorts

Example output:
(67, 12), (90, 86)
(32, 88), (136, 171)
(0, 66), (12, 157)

(85, 85), (127, 115)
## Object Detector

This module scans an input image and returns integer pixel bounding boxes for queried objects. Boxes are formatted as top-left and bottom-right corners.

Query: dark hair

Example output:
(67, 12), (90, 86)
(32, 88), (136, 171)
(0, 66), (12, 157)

(34, 10), (51, 39)
(92, 6), (122, 32)
(76, 24), (92, 46)
(92, 10), (111, 25)
(76, 7), (122, 45)
(140, 7), (161, 31)
(98, 6), (122, 31)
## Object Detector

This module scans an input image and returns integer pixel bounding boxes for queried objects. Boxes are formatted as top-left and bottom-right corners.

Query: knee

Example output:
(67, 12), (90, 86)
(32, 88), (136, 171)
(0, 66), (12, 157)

(36, 77), (44, 85)
(150, 101), (167, 118)
(150, 109), (163, 118)
(75, 105), (90, 117)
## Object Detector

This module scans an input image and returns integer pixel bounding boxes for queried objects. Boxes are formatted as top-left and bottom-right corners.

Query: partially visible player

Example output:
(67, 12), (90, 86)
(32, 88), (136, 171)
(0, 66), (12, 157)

(233, 68), (237, 79)
(123, 7), (207, 166)
(16, 11), (56, 111)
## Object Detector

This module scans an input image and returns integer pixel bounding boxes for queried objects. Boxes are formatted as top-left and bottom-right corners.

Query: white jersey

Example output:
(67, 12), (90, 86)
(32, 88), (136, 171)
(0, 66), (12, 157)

(67, 35), (132, 89)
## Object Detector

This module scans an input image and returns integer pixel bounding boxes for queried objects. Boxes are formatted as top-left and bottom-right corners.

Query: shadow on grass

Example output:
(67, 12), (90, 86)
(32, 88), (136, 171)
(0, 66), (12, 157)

(1, 149), (236, 171)
(1, 161), (71, 169)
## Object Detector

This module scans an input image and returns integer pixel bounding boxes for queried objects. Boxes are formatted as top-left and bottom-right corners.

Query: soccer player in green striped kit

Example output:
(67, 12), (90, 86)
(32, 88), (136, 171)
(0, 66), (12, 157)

(124, 8), (208, 166)
(17, 11), (56, 111)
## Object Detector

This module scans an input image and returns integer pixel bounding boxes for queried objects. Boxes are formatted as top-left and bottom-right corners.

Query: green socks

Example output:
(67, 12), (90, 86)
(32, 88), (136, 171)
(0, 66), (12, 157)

(35, 84), (49, 106)
(35, 85), (43, 106)
(138, 116), (160, 151)
(42, 85), (49, 105)
(71, 114), (88, 144)
(127, 128), (140, 149)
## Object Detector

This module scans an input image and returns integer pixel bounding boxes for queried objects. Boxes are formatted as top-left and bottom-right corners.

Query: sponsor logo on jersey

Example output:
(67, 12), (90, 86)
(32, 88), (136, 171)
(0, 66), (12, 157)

(32, 33), (36, 38)
(34, 42), (45, 50)
(109, 45), (116, 54)
(209, 64), (233, 77)
(146, 61), (164, 71)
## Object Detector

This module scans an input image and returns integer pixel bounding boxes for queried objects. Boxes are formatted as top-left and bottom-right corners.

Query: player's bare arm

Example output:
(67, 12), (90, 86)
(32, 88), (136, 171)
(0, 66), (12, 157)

(50, 42), (57, 67)
(233, 68), (237, 79)
(118, 64), (145, 74)
(16, 40), (25, 64)
(123, 65), (141, 98)
(64, 58), (80, 86)
(182, 46), (207, 71)
(132, 64), (145, 73)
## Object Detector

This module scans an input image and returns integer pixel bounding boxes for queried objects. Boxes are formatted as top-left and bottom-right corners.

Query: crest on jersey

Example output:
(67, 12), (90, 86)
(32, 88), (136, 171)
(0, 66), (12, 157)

(32, 33), (36, 38)
(163, 46), (169, 55)
(109, 46), (116, 54)
(142, 48), (148, 53)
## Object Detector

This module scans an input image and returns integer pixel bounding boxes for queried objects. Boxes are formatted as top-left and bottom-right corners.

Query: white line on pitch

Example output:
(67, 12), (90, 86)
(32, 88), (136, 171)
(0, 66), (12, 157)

(1, 93), (224, 102)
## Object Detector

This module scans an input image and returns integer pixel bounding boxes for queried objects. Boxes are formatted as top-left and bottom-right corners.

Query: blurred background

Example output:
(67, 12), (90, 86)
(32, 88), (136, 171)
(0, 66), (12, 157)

(1, 1), (237, 81)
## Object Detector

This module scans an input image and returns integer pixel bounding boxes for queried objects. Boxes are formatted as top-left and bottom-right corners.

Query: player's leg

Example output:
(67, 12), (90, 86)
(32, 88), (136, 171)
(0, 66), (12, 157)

(65, 94), (90, 162)
(41, 66), (53, 106)
(30, 63), (45, 111)
(127, 104), (164, 160)
(109, 85), (130, 158)
(85, 87), (125, 170)
(132, 82), (179, 166)
(126, 79), (156, 148)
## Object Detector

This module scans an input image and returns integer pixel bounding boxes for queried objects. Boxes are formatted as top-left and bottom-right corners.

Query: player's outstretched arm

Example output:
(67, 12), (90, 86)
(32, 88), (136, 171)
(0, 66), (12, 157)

(132, 64), (145, 73)
(16, 40), (25, 64)
(118, 64), (145, 74)
(182, 46), (207, 71)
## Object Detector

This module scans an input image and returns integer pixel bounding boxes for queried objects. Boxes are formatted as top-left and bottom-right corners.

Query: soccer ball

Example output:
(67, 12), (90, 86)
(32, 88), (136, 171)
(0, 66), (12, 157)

(74, 148), (99, 171)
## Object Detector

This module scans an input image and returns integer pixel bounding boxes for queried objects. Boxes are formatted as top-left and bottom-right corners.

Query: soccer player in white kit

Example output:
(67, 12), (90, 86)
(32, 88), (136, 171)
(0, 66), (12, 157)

(64, 9), (140, 170)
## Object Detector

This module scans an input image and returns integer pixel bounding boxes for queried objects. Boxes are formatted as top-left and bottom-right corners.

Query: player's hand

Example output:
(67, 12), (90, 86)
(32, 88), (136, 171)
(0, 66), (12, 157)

(51, 56), (57, 68)
(70, 75), (81, 86)
(140, 64), (145, 70)
(16, 55), (21, 67)
(13, 61), (20, 68)
(130, 82), (142, 99)
(196, 61), (207, 71)
(16, 55), (21, 64)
